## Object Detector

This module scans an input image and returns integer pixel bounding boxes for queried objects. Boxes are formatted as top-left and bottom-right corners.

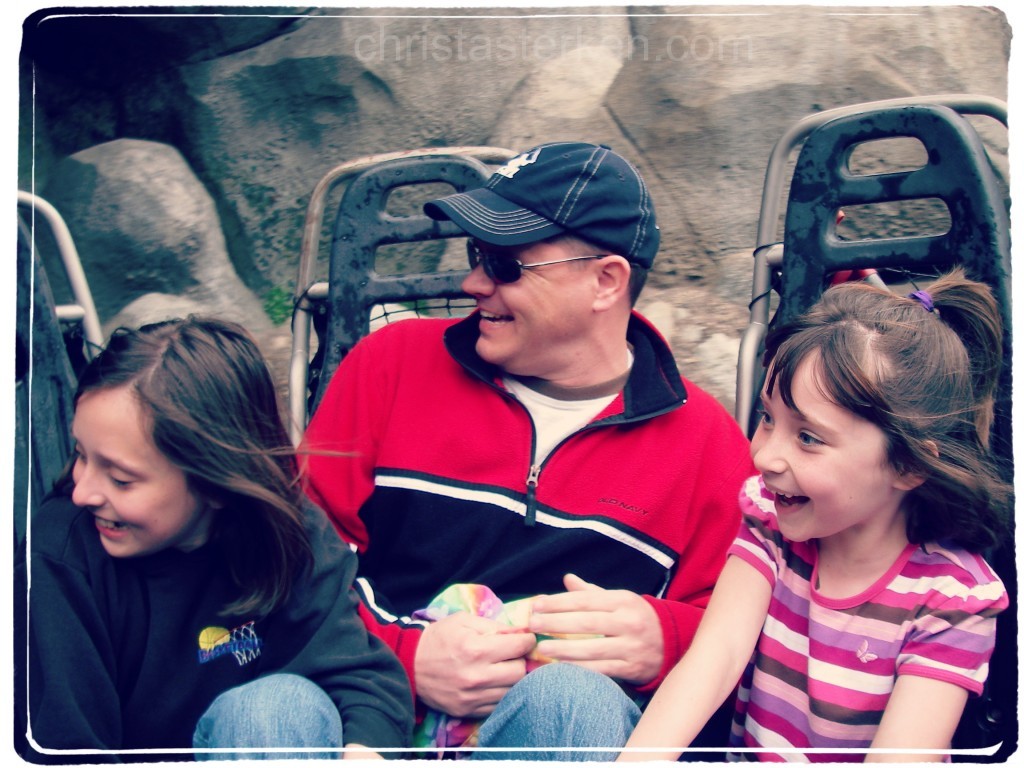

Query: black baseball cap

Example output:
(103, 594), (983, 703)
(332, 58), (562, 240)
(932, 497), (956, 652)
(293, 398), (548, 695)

(424, 141), (660, 268)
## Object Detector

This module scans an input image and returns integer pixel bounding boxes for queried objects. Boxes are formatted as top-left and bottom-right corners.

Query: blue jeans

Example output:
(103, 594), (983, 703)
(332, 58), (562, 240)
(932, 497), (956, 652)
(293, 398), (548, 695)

(471, 663), (641, 761)
(193, 674), (343, 760)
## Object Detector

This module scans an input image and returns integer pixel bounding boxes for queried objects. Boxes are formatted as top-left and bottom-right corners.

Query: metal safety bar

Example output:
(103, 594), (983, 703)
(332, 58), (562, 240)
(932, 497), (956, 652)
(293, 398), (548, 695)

(17, 190), (104, 357)
(734, 94), (1008, 434)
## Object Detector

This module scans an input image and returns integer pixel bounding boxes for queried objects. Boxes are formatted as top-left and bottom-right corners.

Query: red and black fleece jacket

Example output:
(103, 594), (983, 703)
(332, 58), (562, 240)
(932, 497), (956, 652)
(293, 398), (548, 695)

(302, 311), (754, 699)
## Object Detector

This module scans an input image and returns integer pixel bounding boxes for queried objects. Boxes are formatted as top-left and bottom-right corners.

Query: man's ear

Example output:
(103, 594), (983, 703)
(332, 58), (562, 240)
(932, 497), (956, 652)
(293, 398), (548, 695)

(592, 255), (631, 311)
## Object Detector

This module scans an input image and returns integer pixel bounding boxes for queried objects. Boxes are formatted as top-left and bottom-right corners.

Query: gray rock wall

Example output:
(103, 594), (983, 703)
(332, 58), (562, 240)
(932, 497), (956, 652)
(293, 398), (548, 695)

(42, 139), (271, 332)
(19, 5), (1011, 412)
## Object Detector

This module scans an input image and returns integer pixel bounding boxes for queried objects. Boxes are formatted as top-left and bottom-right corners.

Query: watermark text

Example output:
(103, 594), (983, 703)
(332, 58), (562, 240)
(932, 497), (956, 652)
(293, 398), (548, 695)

(353, 27), (753, 64)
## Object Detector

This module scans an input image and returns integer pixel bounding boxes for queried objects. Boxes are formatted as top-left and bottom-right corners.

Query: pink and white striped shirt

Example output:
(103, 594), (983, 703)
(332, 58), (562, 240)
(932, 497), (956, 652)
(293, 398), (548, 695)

(726, 475), (1008, 762)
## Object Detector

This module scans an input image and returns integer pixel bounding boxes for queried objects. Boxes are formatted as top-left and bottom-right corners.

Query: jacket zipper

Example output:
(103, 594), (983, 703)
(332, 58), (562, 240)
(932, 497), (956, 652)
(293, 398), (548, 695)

(525, 464), (541, 527)
(521, 412), (630, 529)
(503, 383), (674, 529)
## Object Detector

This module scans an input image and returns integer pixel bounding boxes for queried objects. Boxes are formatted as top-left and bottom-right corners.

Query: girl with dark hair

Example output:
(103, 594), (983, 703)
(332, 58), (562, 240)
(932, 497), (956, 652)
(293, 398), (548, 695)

(17, 317), (413, 761)
(620, 269), (1010, 762)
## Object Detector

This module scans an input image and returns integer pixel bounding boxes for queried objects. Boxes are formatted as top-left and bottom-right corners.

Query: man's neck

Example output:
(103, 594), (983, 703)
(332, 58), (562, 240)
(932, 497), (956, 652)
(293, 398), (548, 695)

(510, 344), (634, 401)
(510, 370), (630, 402)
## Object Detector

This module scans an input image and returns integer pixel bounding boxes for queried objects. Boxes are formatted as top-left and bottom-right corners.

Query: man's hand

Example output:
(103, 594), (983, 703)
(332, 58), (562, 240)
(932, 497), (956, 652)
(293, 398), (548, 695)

(528, 573), (663, 685)
(414, 612), (537, 718)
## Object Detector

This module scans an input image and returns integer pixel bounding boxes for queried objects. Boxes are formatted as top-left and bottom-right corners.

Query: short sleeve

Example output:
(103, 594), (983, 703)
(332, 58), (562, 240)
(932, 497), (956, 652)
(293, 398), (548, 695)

(897, 548), (1009, 695)
(728, 475), (781, 588)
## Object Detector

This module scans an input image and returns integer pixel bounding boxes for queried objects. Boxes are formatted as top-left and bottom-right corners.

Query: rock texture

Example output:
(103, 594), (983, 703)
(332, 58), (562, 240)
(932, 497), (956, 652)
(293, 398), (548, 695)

(19, 5), (1011, 413)
(41, 139), (271, 334)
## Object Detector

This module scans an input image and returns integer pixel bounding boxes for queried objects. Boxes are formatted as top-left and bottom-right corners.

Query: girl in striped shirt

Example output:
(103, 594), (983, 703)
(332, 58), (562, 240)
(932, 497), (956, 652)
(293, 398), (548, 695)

(620, 268), (1010, 762)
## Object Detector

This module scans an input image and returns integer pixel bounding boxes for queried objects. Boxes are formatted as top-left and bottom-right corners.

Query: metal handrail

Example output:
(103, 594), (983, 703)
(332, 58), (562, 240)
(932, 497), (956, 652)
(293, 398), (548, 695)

(734, 94), (1008, 433)
(17, 190), (104, 357)
(288, 146), (516, 443)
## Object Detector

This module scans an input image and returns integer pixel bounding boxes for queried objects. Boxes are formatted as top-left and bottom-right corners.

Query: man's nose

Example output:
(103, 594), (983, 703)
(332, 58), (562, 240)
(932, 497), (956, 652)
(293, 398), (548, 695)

(461, 262), (496, 297)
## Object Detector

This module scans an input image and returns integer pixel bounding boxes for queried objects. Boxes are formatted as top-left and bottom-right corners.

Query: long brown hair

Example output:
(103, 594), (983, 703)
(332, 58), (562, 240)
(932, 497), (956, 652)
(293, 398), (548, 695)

(73, 316), (312, 616)
(763, 268), (1011, 551)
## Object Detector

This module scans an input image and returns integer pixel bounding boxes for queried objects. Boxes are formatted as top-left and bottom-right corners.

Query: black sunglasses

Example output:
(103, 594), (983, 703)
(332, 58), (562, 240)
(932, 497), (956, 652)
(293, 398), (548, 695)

(466, 241), (607, 284)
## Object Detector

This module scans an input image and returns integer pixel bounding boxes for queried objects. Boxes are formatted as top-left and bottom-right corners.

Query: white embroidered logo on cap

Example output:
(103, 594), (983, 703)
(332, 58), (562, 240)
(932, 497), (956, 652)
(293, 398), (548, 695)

(495, 148), (542, 179)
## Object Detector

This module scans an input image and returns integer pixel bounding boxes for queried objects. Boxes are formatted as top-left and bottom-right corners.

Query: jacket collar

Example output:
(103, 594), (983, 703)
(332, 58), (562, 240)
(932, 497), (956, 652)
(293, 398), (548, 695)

(443, 310), (687, 422)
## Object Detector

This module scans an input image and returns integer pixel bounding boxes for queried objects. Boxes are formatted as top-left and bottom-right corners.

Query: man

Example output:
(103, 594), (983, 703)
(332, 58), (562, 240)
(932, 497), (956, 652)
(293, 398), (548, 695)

(302, 141), (754, 759)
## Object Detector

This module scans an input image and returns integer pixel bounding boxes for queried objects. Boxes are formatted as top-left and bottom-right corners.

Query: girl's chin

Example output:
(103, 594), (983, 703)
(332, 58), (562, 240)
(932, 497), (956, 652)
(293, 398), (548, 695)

(775, 513), (815, 543)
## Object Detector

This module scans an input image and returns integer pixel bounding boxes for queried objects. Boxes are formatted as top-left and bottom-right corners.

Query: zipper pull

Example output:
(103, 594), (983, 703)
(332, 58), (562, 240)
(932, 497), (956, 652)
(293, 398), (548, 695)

(525, 464), (540, 527)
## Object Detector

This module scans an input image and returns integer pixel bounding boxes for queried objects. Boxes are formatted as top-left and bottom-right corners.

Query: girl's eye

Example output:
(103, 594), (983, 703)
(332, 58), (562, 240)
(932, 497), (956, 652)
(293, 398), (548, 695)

(110, 477), (132, 489)
(798, 431), (824, 447)
(758, 408), (773, 427)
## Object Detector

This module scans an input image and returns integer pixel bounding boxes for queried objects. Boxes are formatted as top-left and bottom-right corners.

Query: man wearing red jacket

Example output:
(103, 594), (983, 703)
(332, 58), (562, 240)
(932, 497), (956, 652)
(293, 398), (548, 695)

(303, 142), (754, 760)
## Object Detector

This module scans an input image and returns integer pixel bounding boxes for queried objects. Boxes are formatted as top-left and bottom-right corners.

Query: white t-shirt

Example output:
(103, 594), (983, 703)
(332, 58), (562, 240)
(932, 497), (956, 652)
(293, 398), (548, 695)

(503, 349), (634, 464)
(503, 378), (616, 464)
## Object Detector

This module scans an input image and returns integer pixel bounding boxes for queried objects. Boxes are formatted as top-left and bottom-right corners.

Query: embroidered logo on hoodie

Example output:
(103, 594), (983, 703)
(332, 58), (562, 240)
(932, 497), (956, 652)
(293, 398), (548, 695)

(197, 621), (263, 666)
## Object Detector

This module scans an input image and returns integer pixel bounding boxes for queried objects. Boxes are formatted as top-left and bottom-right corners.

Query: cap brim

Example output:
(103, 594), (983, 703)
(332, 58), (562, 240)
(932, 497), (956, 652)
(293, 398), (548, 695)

(424, 188), (565, 246)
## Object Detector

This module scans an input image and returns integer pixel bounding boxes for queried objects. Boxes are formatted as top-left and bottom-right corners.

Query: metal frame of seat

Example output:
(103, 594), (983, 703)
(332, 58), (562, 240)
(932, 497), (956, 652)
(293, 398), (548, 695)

(287, 146), (515, 443)
(17, 190), (104, 357)
(735, 94), (1008, 434)
(15, 197), (92, 543)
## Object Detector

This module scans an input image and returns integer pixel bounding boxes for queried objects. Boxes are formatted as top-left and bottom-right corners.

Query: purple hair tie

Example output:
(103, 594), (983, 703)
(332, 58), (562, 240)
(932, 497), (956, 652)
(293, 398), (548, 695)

(908, 290), (935, 313)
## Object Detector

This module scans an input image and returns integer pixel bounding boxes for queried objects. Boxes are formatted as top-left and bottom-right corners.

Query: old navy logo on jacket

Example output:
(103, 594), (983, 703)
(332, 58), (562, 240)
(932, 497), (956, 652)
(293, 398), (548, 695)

(495, 148), (541, 179)
(197, 621), (263, 666)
